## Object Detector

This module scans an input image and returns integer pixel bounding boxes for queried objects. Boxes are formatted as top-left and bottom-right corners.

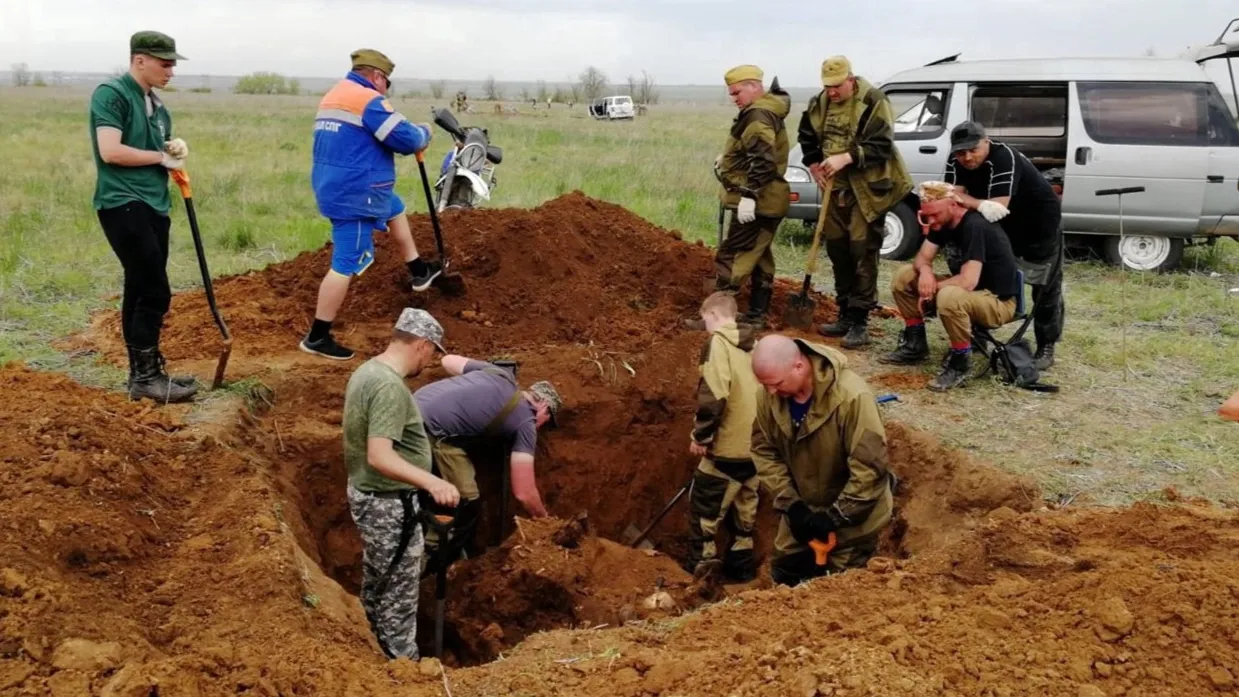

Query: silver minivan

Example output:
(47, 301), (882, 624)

(785, 21), (1239, 271)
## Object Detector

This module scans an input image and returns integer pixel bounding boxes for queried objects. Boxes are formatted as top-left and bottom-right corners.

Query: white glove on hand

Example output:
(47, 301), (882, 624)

(164, 138), (188, 159)
(737, 197), (757, 224)
(978, 199), (1010, 223)
(160, 152), (184, 170)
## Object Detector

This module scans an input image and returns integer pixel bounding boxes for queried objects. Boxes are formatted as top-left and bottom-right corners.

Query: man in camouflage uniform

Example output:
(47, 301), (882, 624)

(701, 64), (791, 330)
(342, 308), (461, 659)
(798, 55), (913, 348)
(686, 292), (761, 582)
(750, 334), (894, 586)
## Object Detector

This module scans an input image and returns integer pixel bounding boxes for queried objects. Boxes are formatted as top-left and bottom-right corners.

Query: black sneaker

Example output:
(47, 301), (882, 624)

(1034, 343), (1056, 371)
(299, 334), (355, 360)
(411, 261), (443, 292)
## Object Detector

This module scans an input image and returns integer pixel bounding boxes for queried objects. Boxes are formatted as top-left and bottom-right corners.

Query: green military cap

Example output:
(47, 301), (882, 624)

(724, 64), (763, 86)
(821, 55), (852, 87)
(130, 31), (187, 61)
(351, 48), (395, 76)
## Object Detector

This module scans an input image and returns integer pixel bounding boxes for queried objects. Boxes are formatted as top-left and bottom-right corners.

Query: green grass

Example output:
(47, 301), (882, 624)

(2, 85), (1238, 505)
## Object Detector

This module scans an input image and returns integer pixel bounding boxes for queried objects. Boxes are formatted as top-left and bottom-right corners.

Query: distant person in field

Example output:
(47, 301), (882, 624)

(692, 64), (791, 331)
(685, 292), (761, 583)
(945, 121), (1064, 370)
(750, 334), (894, 586)
(89, 30), (196, 404)
(798, 55), (914, 349)
(301, 48), (440, 361)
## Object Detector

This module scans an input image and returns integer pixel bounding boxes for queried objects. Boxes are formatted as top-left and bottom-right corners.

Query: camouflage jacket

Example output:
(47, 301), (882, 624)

(717, 86), (791, 218)
(797, 77), (913, 223)
(751, 340), (892, 538)
(691, 321), (759, 478)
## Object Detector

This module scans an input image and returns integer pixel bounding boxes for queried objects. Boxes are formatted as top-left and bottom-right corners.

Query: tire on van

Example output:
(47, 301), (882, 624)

(1102, 234), (1185, 272)
(880, 200), (921, 261)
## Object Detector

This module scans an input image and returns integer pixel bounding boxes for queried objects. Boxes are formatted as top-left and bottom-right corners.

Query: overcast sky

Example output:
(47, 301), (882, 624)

(2, 0), (1237, 86)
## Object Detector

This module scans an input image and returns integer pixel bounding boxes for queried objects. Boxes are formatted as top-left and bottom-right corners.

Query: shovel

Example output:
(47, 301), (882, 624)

(703, 202), (727, 295)
(622, 478), (693, 550)
(414, 150), (466, 295)
(170, 168), (232, 389)
(783, 178), (831, 329)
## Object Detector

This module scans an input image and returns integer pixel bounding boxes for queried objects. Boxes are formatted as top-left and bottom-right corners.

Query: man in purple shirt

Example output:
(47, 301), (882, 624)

(412, 355), (562, 559)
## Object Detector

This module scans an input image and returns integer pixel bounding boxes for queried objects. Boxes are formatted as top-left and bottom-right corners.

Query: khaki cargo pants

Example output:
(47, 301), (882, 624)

(423, 435), (481, 553)
(687, 458), (759, 568)
(714, 215), (780, 294)
(890, 264), (1016, 346)
(823, 186), (887, 316)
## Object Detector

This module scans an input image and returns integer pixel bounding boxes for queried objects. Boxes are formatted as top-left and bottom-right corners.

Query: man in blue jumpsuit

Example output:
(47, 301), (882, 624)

(301, 48), (440, 360)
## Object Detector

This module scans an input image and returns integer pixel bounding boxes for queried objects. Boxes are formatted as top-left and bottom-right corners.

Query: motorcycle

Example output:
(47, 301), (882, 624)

(430, 106), (503, 211)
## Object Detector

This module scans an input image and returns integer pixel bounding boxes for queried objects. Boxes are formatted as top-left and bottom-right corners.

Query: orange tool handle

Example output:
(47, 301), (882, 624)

(809, 532), (838, 566)
(170, 168), (192, 199)
(434, 514), (453, 524)
(415, 150), (425, 164)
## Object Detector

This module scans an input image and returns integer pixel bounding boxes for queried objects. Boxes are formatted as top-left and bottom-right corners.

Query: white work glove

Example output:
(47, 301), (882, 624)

(737, 197), (757, 224)
(978, 200), (1010, 223)
(159, 152), (184, 170)
(164, 138), (188, 159)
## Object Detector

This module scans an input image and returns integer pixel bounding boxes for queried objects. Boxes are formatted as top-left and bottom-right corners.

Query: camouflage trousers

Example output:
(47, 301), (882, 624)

(823, 186), (887, 317)
(687, 458), (758, 576)
(714, 216), (780, 294)
(347, 485), (425, 660)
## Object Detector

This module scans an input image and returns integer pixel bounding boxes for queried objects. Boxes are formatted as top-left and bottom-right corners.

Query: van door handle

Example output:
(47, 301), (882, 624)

(1207, 175), (1224, 183)
(919, 145), (937, 154)
(1075, 147), (1091, 165)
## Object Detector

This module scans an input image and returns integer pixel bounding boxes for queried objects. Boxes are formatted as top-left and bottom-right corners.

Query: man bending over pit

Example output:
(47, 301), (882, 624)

(412, 356), (562, 565)
(342, 308), (460, 660)
(750, 334), (893, 586)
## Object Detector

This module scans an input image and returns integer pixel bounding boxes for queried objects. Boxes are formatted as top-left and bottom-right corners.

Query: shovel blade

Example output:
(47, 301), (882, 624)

(622, 523), (655, 550)
(783, 295), (816, 330)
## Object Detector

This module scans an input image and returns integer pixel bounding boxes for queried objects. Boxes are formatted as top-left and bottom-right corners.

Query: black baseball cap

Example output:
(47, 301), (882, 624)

(950, 121), (987, 153)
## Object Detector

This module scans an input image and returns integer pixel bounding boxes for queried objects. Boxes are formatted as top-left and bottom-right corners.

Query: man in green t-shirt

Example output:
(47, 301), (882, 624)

(89, 31), (196, 404)
(343, 307), (460, 660)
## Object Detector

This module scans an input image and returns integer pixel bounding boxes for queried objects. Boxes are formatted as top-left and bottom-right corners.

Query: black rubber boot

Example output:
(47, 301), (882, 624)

(817, 301), (853, 337)
(840, 310), (870, 349)
(128, 346), (198, 404)
(929, 351), (971, 391)
(739, 284), (772, 329)
(155, 349), (197, 387)
(879, 325), (929, 365)
(1034, 343), (1056, 371)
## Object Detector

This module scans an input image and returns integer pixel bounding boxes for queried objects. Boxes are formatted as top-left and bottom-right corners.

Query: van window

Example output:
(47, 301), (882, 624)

(889, 88), (949, 139)
(1077, 81), (1234, 147)
(970, 85), (1067, 137)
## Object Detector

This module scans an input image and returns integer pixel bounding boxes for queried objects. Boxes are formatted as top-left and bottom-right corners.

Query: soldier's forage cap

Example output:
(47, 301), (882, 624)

(130, 31), (187, 61)
(394, 308), (445, 352)
(351, 48), (395, 76)
(821, 55), (852, 87)
(724, 65), (763, 86)
(950, 121), (987, 153)
(528, 381), (562, 425)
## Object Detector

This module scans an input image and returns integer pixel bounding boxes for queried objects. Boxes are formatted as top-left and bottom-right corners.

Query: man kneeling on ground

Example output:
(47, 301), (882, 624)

(686, 292), (761, 582)
(880, 182), (1022, 391)
(412, 355), (562, 564)
(751, 334), (894, 586)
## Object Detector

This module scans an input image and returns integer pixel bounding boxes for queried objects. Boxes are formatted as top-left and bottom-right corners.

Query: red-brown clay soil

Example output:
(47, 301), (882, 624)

(7, 193), (1239, 696)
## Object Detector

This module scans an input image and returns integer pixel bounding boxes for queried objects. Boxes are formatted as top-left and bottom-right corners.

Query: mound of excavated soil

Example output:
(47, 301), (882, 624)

(11, 193), (1239, 695)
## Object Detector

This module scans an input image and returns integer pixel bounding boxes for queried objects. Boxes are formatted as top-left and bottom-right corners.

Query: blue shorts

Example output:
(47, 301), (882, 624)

(329, 194), (406, 277)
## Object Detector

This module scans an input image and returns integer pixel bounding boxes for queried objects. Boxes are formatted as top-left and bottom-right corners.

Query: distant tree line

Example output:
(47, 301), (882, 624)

(427, 66), (658, 105)
(233, 72), (301, 95)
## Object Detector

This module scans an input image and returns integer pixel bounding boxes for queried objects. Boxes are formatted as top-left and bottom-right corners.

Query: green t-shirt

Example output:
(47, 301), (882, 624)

(89, 73), (173, 214)
(342, 358), (432, 493)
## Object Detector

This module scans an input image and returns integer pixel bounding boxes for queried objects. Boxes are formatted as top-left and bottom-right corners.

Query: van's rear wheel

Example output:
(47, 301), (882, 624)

(880, 201), (921, 261)
(1103, 234), (1184, 272)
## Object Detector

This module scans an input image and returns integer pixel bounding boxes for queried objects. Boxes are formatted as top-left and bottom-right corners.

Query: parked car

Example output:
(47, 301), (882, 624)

(786, 19), (1239, 271)
(589, 95), (635, 120)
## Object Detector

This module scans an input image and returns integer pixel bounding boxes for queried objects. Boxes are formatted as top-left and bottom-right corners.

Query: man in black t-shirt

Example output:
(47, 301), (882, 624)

(944, 121), (1064, 370)
(880, 187), (1021, 391)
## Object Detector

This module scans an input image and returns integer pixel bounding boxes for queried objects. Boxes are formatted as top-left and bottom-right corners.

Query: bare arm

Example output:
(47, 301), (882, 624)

(509, 453), (548, 517)
(367, 437), (460, 506)
(96, 127), (164, 167)
(439, 354), (470, 376)
(912, 239), (939, 275)
(937, 260), (983, 292)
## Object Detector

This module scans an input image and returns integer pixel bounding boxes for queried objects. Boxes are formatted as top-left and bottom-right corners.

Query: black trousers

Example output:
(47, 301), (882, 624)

(98, 202), (172, 350)
(1020, 244), (1065, 347)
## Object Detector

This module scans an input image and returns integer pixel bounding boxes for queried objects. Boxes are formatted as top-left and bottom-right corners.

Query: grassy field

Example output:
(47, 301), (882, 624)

(2, 85), (1238, 506)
